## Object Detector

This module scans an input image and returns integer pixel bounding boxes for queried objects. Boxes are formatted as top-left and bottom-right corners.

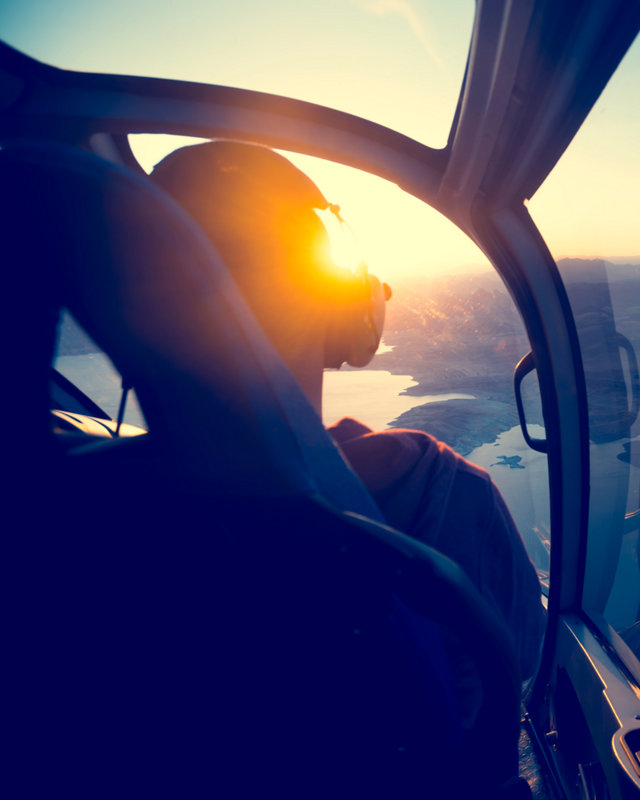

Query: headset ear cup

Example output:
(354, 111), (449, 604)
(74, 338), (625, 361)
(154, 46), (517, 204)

(344, 274), (386, 367)
(323, 273), (388, 369)
(323, 312), (347, 369)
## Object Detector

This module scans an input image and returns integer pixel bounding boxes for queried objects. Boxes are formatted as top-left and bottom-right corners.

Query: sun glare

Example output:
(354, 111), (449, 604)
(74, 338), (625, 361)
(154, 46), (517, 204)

(314, 208), (363, 272)
(129, 134), (490, 282)
(288, 152), (490, 280)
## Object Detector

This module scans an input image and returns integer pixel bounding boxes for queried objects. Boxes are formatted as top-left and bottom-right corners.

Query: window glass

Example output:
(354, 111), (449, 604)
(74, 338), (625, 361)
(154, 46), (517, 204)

(129, 135), (549, 584)
(0, 0), (473, 148)
(529, 39), (640, 655)
(134, 134), (550, 581)
(54, 310), (146, 429)
(323, 266), (550, 586)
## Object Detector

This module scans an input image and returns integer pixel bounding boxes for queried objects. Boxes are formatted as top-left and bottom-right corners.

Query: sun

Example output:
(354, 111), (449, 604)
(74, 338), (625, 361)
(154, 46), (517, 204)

(129, 134), (489, 281)
(285, 152), (489, 280)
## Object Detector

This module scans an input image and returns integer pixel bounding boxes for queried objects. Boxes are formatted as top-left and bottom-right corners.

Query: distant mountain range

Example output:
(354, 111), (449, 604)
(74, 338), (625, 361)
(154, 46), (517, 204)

(370, 259), (640, 451)
(557, 257), (640, 283)
(54, 257), (640, 454)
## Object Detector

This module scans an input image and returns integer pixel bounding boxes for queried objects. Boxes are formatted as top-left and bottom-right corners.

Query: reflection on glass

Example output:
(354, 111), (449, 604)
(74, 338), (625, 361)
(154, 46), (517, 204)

(562, 259), (640, 639)
(529, 36), (640, 658)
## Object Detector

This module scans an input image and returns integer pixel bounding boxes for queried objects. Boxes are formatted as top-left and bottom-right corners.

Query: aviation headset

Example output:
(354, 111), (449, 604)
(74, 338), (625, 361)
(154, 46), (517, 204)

(320, 204), (392, 368)
(150, 141), (392, 370)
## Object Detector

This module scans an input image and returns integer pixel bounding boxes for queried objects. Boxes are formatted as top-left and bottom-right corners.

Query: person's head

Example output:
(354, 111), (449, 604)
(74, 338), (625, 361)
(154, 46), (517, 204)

(150, 140), (390, 382)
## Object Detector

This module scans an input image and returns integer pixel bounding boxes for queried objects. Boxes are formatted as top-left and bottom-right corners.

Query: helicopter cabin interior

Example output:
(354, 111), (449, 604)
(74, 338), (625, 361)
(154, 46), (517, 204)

(1, 0), (640, 797)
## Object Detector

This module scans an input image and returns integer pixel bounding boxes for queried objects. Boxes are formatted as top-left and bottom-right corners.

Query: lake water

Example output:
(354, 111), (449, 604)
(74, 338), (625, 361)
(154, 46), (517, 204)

(468, 424), (550, 575)
(323, 369), (473, 430)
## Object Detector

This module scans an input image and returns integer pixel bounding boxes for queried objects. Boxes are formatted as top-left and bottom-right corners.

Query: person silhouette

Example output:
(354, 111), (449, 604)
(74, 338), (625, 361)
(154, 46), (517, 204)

(150, 141), (545, 710)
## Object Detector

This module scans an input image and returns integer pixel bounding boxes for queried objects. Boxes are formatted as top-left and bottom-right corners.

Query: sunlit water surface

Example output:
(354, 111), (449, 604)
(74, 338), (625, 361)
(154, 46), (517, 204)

(322, 368), (473, 431)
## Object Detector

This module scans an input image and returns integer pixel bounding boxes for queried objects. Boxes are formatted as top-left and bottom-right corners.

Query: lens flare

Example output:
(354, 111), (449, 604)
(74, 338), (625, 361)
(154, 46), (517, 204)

(314, 207), (363, 272)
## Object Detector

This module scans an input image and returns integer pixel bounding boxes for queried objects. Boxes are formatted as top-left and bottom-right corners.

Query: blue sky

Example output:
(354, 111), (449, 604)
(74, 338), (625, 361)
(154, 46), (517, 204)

(2, 1), (639, 272)
(1, 0), (470, 146)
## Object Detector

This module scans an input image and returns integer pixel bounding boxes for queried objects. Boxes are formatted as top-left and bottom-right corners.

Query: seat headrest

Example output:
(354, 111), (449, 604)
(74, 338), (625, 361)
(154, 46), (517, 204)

(0, 140), (382, 518)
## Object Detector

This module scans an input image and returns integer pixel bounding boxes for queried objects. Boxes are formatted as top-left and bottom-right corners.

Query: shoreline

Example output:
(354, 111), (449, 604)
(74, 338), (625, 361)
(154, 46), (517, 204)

(390, 397), (520, 456)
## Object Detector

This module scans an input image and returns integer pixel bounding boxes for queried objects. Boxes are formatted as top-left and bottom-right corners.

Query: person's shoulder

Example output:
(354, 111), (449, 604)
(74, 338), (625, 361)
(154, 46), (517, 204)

(328, 417), (441, 454)
(328, 417), (490, 485)
(328, 417), (489, 474)
(327, 418), (444, 489)
(387, 425), (493, 485)
(327, 416), (373, 443)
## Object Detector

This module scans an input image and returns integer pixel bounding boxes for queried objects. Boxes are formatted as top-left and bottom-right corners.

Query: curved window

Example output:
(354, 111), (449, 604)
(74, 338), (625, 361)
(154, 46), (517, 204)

(284, 154), (551, 583)
(137, 136), (553, 583)
(0, 1), (472, 148)
(322, 263), (550, 584)
(529, 38), (640, 660)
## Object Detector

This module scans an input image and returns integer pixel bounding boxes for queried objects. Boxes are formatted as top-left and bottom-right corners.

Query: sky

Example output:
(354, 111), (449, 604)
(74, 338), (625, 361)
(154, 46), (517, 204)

(2, 0), (639, 278)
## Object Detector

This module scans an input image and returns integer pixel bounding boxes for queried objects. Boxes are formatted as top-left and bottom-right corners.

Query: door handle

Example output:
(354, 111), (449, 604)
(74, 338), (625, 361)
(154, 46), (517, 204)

(514, 352), (547, 453)
(614, 332), (640, 428)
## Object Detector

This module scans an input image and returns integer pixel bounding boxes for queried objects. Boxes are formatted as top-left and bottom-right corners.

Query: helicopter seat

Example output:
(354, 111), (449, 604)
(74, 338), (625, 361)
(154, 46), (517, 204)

(1, 140), (529, 798)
